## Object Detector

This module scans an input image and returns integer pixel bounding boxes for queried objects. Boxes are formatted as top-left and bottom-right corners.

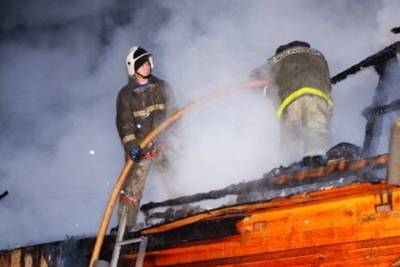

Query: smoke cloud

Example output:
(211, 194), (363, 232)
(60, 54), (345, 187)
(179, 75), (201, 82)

(0, 0), (399, 249)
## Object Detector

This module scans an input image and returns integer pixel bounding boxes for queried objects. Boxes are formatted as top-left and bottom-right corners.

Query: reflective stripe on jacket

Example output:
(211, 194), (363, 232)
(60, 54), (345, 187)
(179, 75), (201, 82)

(116, 75), (173, 152)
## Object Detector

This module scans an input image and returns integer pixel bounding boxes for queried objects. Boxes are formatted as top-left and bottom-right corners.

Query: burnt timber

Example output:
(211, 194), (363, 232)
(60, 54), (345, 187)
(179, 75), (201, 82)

(141, 153), (388, 213)
(0, 191), (8, 201)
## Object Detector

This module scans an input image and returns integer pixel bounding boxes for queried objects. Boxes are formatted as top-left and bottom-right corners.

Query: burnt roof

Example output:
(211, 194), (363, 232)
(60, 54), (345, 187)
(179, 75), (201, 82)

(141, 151), (388, 227)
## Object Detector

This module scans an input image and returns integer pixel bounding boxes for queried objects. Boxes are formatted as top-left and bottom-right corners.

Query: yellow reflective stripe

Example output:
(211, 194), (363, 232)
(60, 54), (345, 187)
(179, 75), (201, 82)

(147, 103), (165, 113)
(133, 110), (147, 117)
(122, 134), (136, 144)
(133, 104), (166, 118)
(276, 87), (333, 118)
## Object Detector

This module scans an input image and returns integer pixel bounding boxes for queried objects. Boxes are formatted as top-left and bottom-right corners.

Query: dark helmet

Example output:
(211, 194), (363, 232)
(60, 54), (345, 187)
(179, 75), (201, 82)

(275, 40), (310, 55)
(326, 142), (362, 160)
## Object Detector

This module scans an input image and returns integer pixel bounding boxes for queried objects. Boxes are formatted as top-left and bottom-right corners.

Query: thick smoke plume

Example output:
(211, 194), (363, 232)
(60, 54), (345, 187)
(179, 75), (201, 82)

(0, 0), (399, 249)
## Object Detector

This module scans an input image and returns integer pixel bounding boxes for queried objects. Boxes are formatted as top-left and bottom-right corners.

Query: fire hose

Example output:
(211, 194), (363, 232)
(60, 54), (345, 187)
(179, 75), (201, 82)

(88, 79), (267, 267)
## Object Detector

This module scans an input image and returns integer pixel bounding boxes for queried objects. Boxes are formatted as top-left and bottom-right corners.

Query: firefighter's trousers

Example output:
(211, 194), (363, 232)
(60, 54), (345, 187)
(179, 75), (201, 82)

(118, 158), (152, 228)
(279, 95), (332, 164)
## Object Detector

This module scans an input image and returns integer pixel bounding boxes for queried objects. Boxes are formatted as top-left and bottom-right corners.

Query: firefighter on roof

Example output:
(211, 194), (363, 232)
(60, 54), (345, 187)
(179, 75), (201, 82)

(115, 46), (174, 232)
(251, 41), (333, 166)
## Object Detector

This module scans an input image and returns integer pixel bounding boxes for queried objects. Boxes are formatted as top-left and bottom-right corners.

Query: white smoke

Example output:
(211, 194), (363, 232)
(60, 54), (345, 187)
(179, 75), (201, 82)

(0, 0), (399, 249)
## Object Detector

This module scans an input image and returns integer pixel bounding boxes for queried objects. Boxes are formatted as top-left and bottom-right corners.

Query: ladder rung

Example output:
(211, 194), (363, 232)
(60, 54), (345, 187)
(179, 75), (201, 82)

(116, 237), (143, 247)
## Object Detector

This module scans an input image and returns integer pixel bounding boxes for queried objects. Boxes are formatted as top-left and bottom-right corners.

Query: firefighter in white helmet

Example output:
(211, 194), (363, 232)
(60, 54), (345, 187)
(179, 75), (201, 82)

(114, 46), (174, 233)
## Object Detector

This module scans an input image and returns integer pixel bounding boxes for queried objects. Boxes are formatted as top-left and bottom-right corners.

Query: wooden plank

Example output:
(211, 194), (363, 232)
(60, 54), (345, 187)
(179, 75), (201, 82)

(0, 253), (10, 267)
(141, 182), (391, 235)
(10, 250), (21, 267)
(151, 206), (400, 255)
(237, 188), (400, 235)
(23, 253), (33, 267)
(123, 236), (400, 266)
(39, 255), (48, 267)
(144, 237), (400, 266)
(173, 250), (400, 267)
(198, 255), (400, 267)
(144, 219), (400, 266)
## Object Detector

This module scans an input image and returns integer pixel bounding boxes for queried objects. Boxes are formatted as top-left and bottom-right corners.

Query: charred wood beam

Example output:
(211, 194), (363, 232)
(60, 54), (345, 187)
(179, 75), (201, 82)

(362, 56), (399, 156)
(141, 154), (388, 212)
(363, 119), (379, 156)
(330, 41), (400, 84)
(268, 154), (387, 185)
(0, 191), (8, 201)
(122, 216), (245, 253)
(141, 180), (264, 212)
(362, 99), (400, 120)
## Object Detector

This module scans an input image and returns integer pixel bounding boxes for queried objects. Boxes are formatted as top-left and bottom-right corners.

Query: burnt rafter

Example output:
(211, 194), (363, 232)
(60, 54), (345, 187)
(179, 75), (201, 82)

(269, 154), (387, 185)
(141, 154), (388, 212)
(330, 41), (400, 84)
(0, 190), (8, 201)
(362, 99), (400, 120)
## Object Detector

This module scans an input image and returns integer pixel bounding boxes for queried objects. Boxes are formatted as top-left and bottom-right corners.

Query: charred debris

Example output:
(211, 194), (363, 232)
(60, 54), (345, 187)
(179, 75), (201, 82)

(392, 26), (400, 34)
(141, 40), (400, 226)
(0, 190), (8, 201)
(141, 147), (388, 225)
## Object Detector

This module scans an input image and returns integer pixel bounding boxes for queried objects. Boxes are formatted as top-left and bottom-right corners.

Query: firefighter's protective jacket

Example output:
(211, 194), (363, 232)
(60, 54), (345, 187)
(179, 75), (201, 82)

(116, 75), (173, 152)
(251, 46), (333, 117)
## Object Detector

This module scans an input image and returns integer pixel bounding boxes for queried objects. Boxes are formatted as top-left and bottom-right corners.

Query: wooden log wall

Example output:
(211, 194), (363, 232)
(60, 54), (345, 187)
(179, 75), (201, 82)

(124, 182), (400, 266)
(0, 245), (58, 267)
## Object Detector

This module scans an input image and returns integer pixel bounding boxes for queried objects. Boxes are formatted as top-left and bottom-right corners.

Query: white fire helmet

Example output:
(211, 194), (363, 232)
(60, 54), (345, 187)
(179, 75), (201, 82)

(125, 46), (154, 76)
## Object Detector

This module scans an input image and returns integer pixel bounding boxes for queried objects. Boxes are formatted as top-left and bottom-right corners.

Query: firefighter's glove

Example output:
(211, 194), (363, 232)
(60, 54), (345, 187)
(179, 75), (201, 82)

(140, 142), (158, 160)
(128, 144), (144, 163)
